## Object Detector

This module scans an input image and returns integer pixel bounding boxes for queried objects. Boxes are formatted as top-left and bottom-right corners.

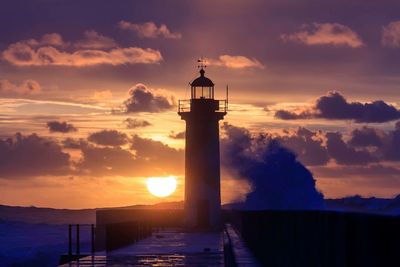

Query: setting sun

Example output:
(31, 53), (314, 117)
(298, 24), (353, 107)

(146, 176), (177, 198)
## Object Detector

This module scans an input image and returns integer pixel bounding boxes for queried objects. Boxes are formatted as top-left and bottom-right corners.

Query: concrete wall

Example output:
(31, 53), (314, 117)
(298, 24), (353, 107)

(226, 210), (400, 267)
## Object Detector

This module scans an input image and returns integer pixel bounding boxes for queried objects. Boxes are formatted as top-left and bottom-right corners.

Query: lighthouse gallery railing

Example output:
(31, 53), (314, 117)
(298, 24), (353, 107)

(178, 99), (228, 113)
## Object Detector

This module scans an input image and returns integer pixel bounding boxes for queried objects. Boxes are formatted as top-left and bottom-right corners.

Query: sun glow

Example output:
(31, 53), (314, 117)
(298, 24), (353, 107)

(146, 176), (177, 198)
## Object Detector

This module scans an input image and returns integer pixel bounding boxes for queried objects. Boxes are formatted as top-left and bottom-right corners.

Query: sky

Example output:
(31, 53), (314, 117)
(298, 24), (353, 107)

(0, 0), (400, 209)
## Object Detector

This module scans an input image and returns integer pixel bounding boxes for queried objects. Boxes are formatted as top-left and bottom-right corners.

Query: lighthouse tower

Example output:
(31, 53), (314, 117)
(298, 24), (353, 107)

(178, 63), (227, 230)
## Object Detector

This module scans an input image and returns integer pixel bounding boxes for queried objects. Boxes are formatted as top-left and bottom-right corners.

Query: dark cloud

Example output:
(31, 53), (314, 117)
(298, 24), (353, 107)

(221, 123), (324, 210)
(77, 134), (183, 176)
(326, 132), (377, 165)
(47, 121), (77, 133)
(62, 137), (87, 149)
(131, 135), (184, 172)
(87, 130), (128, 147)
(123, 118), (152, 129)
(383, 122), (400, 161)
(348, 126), (385, 147)
(277, 127), (329, 166)
(0, 133), (70, 178)
(77, 145), (139, 176)
(274, 109), (310, 120)
(275, 91), (400, 123)
(169, 131), (185, 139)
(123, 83), (175, 113)
(344, 122), (400, 162)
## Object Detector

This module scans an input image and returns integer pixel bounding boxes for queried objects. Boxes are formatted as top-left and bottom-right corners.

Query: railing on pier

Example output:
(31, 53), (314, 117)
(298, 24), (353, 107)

(105, 221), (153, 251)
(60, 221), (154, 265)
(68, 224), (95, 256)
(59, 224), (95, 265)
(178, 99), (228, 113)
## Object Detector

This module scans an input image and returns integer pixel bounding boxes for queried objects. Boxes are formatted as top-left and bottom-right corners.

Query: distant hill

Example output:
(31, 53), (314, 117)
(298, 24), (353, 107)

(224, 195), (400, 216)
(0, 201), (184, 224)
(0, 205), (96, 224)
(325, 195), (400, 216)
(1, 196), (399, 225)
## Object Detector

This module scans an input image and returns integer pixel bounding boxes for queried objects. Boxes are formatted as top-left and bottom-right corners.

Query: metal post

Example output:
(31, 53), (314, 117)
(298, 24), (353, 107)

(76, 224), (80, 256)
(226, 85), (229, 106)
(91, 224), (95, 254)
(68, 224), (72, 257)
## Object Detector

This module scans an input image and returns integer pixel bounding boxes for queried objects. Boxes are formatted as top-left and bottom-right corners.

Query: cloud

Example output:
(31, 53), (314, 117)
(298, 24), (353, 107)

(382, 21), (400, 48)
(87, 130), (128, 146)
(62, 138), (87, 149)
(326, 132), (377, 165)
(0, 79), (41, 96)
(24, 33), (66, 47)
(317, 164), (400, 178)
(123, 118), (152, 129)
(323, 122), (400, 163)
(276, 127), (329, 166)
(77, 145), (139, 176)
(46, 121), (77, 133)
(281, 23), (364, 48)
(274, 109), (311, 120)
(74, 30), (117, 49)
(118, 21), (182, 39)
(348, 126), (385, 147)
(0, 133), (70, 178)
(208, 55), (264, 69)
(221, 123), (324, 210)
(131, 135), (184, 171)
(383, 121), (400, 161)
(77, 134), (183, 176)
(169, 131), (185, 139)
(2, 32), (162, 67)
(123, 83), (175, 113)
(275, 91), (400, 123)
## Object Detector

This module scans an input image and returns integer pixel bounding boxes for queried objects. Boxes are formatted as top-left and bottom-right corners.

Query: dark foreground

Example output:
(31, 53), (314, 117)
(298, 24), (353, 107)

(227, 210), (400, 267)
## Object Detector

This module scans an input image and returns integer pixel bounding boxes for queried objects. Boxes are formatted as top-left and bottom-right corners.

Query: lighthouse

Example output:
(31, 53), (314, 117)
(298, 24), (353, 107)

(178, 62), (227, 230)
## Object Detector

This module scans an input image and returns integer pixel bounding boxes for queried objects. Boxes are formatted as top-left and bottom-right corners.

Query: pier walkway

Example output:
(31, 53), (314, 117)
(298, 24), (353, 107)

(59, 228), (224, 266)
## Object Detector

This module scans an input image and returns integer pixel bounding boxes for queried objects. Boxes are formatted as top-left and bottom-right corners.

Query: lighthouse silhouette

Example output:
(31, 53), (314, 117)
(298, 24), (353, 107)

(178, 62), (227, 230)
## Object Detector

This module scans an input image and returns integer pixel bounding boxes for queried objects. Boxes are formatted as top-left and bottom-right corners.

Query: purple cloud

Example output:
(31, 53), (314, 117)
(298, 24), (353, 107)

(88, 130), (128, 146)
(47, 121), (77, 133)
(0, 133), (70, 178)
(275, 91), (400, 123)
(123, 118), (152, 129)
(326, 132), (377, 165)
(123, 83), (175, 113)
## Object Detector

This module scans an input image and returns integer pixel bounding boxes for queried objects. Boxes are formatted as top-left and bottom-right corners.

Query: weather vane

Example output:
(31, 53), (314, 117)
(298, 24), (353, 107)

(197, 57), (207, 69)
